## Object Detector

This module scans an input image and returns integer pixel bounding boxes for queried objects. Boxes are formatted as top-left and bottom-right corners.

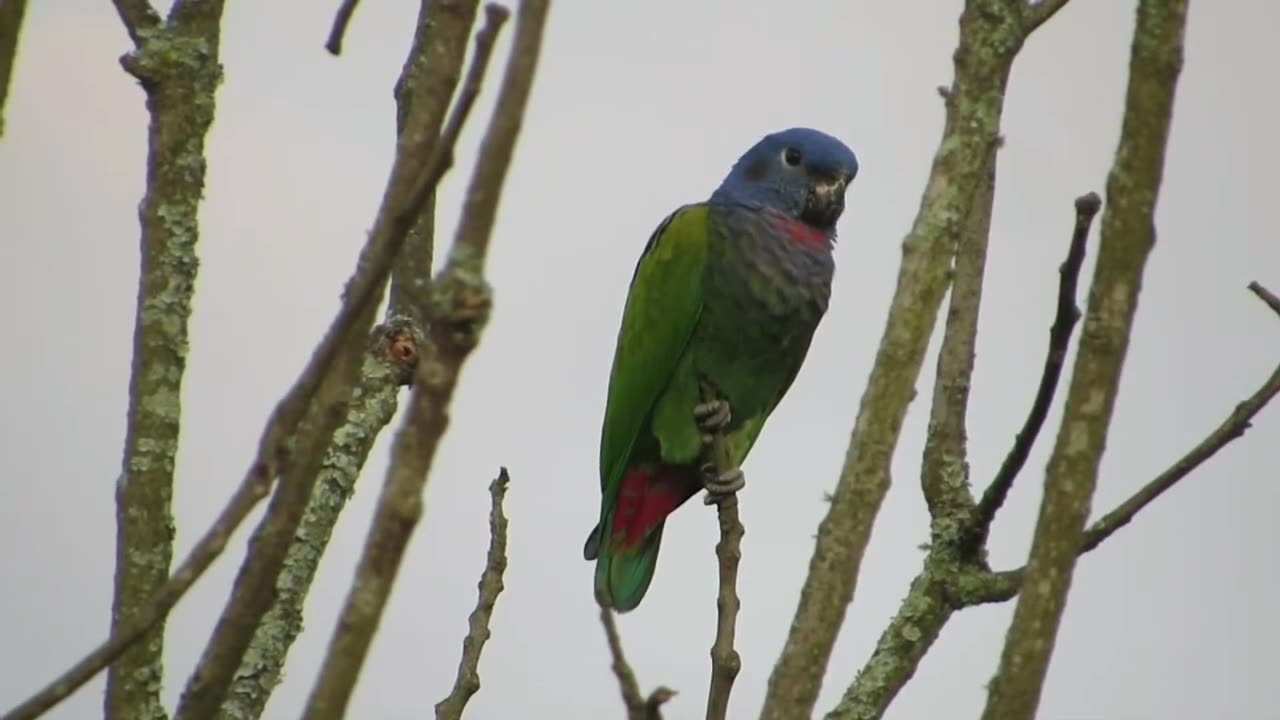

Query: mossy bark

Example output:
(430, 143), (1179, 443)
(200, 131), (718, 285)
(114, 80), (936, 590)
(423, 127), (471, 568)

(108, 6), (226, 720)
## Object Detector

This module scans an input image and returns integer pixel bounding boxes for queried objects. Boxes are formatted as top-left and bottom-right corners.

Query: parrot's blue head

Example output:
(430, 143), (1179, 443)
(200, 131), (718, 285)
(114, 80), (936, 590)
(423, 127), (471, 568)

(710, 127), (859, 232)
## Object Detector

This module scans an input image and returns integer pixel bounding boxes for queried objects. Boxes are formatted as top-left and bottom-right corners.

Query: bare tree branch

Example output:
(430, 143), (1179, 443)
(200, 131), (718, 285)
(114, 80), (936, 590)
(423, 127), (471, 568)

(823, 565), (953, 720)
(1023, 0), (1074, 35)
(325, 0), (361, 55)
(600, 608), (646, 713)
(170, 4), (521, 716)
(819, 115), (1000, 720)
(435, 469), (512, 720)
(110, 0), (161, 47)
(1, 467), (272, 720)
(389, 0), (484, 322)
(215, 323), (419, 720)
(917, 138), (995, 538)
(698, 381), (743, 720)
(98, 3), (228, 719)
(599, 609), (676, 720)
(760, 3), (1028, 717)
(967, 192), (1100, 549)
(0, 0), (28, 139)
(953, 300), (1280, 608)
(217, 2), (479, 714)
(302, 3), (548, 716)
(981, 0), (1189, 716)
(1248, 280), (1280, 316)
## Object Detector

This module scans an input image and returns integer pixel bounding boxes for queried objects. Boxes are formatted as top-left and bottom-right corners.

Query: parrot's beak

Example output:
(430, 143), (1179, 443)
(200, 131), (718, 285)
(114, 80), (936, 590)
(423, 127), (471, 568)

(802, 173), (849, 229)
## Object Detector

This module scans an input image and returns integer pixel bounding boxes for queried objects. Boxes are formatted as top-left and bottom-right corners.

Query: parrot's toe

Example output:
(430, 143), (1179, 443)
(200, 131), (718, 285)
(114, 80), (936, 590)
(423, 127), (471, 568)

(700, 464), (745, 504)
(694, 399), (732, 433)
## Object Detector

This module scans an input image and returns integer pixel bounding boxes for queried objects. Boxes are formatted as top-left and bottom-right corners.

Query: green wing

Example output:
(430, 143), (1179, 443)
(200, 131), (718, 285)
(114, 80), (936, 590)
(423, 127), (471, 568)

(598, 204), (709, 509)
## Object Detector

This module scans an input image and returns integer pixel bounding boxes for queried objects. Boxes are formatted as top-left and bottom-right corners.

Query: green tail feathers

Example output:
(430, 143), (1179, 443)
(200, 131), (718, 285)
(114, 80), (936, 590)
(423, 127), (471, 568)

(584, 522), (666, 613)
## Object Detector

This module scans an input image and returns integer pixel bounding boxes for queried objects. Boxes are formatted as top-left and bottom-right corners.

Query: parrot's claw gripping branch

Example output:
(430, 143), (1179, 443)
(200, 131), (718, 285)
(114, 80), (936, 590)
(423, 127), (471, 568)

(696, 381), (744, 720)
(701, 464), (746, 505)
(695, 399), (732, 434)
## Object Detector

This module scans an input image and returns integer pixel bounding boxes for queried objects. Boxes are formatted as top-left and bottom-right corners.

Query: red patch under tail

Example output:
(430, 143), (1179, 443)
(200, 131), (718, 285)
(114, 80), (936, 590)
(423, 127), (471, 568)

(611, 463), (698, 549)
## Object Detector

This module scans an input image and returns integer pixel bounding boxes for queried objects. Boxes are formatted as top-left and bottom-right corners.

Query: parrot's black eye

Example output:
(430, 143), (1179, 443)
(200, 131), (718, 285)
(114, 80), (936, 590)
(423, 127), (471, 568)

(782, 147), (803, 167)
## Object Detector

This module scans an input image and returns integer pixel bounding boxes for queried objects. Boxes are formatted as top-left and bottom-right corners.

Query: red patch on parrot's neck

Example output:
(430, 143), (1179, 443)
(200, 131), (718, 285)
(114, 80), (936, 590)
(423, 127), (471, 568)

(771, 214), (830, 249)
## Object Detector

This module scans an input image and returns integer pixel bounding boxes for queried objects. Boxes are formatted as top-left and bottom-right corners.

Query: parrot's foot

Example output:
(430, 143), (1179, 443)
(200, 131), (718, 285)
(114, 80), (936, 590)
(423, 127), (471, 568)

(694, 399), (732, 446)
(700, 462), (745, 505)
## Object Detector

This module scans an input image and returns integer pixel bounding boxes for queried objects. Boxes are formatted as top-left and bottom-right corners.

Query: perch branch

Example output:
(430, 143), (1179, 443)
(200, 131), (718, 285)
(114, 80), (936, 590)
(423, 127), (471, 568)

(698, 381), (743, 720)
(967, 192), (1099, 549)
(1, 468), (272, 720)
(302, 4), (547, 717)
(760, 3), (1027, 717)
(981, 1), (1189, 717)
(0, 0), (28, 139)
(434, 468), (512, 720)
(215, 323), (419, 720)
(600, 609), (676, 720)
(101, 4), (228, 719)
(325, 0), (361, 55)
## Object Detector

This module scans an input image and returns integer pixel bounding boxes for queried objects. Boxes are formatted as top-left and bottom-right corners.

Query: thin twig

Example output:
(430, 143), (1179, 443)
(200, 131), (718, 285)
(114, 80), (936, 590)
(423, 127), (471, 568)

(954, 318), (1280, 608)
(600, 608), (645, 717)
(981, 1), (1189, 715)
(1, 469), (272, 720)
(968, 192), (1100, 548)
(434, 468), (512, 720)
(325, 0), (361, 55)
(698, 381), (743, 720)
(1248, 281), (1280, 316)
(302, 4), (547, 717)
(599, 607), (677, 720)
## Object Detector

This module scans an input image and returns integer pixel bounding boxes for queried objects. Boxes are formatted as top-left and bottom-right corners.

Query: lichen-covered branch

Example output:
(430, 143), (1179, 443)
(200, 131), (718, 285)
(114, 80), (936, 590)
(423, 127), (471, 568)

(434, 468), (512, 720)
(759, 3), (1026, 717)
(1, 464), (272, 720)
(824, 564), (953, 720)
(967, 193), (1099, 550)
(698, 383), (743, 720)
(980, 1), (1189, 717)
(917, 145), (994, 540)
(215, 323), (418, 720)
(105, 3), (227, 719)
(0, 0), (28, 139)
(302, 4), (548, 716)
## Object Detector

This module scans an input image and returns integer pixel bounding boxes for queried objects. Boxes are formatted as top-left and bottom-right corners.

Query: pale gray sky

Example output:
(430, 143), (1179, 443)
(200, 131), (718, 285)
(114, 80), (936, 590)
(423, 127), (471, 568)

(2, 1), (1278, 718)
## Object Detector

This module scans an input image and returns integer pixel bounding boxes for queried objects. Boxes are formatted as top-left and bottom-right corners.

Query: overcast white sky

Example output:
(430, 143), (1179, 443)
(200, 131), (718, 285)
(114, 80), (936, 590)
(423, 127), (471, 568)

(3, 1), (1279, 718)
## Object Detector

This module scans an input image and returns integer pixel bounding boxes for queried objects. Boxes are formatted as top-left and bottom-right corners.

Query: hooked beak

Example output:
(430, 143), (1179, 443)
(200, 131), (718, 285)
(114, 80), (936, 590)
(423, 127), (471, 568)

(801, 171), (850, 229)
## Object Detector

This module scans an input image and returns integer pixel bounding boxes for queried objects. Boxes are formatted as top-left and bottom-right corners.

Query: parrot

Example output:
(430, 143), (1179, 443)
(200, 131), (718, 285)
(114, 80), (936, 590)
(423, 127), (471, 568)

(583, 127), (859, 612)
